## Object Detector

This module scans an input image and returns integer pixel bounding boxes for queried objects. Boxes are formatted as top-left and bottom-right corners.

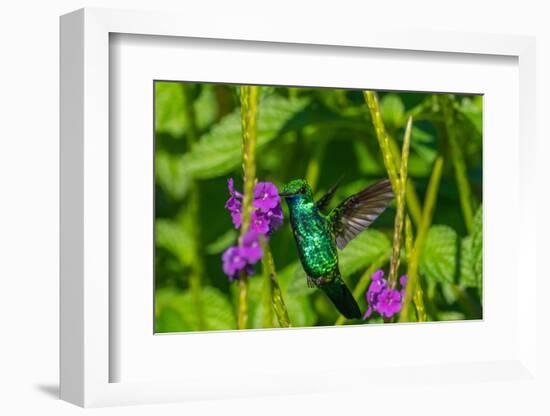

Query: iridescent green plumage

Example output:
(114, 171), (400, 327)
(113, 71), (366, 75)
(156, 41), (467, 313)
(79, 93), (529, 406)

(281, 178), (393, 319)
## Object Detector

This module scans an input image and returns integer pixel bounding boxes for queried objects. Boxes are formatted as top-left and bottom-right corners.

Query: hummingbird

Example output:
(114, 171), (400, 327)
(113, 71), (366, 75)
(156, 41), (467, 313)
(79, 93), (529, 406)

(280, 178), (393, 319)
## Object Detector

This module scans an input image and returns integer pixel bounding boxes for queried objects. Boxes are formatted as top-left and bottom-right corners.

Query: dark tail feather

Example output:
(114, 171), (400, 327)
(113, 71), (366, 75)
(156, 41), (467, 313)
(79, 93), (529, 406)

(322, 280), (362, 319)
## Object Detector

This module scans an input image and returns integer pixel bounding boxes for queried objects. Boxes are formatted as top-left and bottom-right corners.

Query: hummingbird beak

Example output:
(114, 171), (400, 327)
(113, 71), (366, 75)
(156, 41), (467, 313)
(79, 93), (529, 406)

(279, 191), (294, 198)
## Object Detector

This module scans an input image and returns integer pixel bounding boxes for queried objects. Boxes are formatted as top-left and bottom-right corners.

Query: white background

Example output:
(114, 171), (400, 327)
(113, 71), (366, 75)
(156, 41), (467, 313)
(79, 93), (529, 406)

(1, 1), (548, 415)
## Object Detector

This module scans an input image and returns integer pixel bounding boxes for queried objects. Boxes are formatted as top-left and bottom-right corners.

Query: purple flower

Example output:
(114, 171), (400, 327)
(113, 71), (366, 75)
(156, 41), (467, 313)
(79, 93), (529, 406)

(372, 270), (384, 281)
(230, 211), (242, 228)
(240, 230), (263, 263)
(253, 182), (280, 212)
(222, 178), (285, 281)
(225, 178), (284, 235)
(225, 179), (243, 228)
(250, 210), (270, 234)
(266, 204), (284, 233)
(376, 288), (402, 317)
(366, 272), (386, 305)
(225, 197), (242, 228)
(363, 270), (387, 319)
(363, 270), (407, 320)
(222, 246), (247, 280)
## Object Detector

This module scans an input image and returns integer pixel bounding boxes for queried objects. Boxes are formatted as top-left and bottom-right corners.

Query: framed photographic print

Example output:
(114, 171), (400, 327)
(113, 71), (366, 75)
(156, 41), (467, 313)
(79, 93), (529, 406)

(60, 7), (538, 408)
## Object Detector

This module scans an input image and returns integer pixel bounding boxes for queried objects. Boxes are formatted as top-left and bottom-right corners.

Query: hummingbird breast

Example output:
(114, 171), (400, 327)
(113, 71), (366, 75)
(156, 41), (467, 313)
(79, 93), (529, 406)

(288, 201), (339, 279)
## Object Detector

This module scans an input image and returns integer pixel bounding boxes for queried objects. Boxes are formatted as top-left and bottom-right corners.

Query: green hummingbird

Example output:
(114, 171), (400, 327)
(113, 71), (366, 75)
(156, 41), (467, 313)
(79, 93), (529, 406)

(280, 178), (394, 319)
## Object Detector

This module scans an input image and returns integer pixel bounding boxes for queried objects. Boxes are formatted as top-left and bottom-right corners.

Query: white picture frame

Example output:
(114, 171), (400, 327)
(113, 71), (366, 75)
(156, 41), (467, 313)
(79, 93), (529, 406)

(60, 7), (538, 408)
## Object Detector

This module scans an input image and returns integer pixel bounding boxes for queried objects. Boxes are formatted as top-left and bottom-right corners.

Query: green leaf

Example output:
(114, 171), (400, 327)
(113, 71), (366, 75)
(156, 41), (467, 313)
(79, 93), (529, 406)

(459, 235), (477, 288)
(155, 288), (190, 332)
(339, 230), (392, 277)
(155, 82), (186, 137)
(380, 94), (405, 128)
(471, 206), (483, 294)
(156, 219), (195, 266)
(459, 96), (483, 135)
(156, 150), (191, 200)
(183, 96), (310, 179)
(410, 127), (437, 164)
(459, 226), (483, 291)
(194, 84), (219, 130)
(411, 126), (434, 144)
(155, 82), (219, 138)
(420, 225), (458, 285)
(155, 287), (236, 332)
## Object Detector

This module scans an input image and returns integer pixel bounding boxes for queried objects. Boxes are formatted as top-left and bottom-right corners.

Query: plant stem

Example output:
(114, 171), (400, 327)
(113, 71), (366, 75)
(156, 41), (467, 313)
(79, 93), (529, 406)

(237, 85), (259, 329)
(388, 117), (412, 289)
(387, 137), (422, 228)
(363, 91), (399, 193)
(399, 157), (444, 322)
(237, 276), (248, 329)
(416, 156), (444, 251)
(334, 250), (391, 325)
(239, 86), (259, 233)
(260, 236), (291, 328)
(261, 257), (274, 328)
(399, 216), (425, 322)
(439, 95), (474, 233)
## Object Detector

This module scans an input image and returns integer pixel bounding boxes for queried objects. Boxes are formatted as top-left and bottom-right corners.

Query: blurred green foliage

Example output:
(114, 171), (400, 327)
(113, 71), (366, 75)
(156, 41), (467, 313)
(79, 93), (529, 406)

(154, 81), (483, 332)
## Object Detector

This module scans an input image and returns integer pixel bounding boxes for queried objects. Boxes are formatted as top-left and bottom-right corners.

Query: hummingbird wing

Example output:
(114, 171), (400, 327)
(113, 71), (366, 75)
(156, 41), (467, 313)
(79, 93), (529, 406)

(315, 176), (344, 213)
(329, 178), (394, 249)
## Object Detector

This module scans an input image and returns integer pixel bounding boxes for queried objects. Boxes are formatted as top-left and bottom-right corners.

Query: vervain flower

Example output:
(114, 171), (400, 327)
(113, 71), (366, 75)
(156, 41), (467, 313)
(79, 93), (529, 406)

(225, 178), (243, 228)
(376, 288), (402, 318)
(240, 230), (263, 263)
(250, 210), (270, 235)
(363, 270), (407, 319)
(221, 245), (256, 281)
(266, 204), (284, 231)
(224, 178), (284, 235)
(253, 182), (281, 212)
(222, 246), (247, 280)
(222, 178), (284, 280)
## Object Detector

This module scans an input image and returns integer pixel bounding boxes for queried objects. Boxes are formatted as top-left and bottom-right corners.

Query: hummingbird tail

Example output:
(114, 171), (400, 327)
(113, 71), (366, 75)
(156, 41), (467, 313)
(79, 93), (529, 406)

(322, 279), (362, 319)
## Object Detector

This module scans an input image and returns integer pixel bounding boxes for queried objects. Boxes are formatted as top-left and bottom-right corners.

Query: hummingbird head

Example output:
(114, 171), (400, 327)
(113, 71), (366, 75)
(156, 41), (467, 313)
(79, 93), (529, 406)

(280, 179), (313, 200)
